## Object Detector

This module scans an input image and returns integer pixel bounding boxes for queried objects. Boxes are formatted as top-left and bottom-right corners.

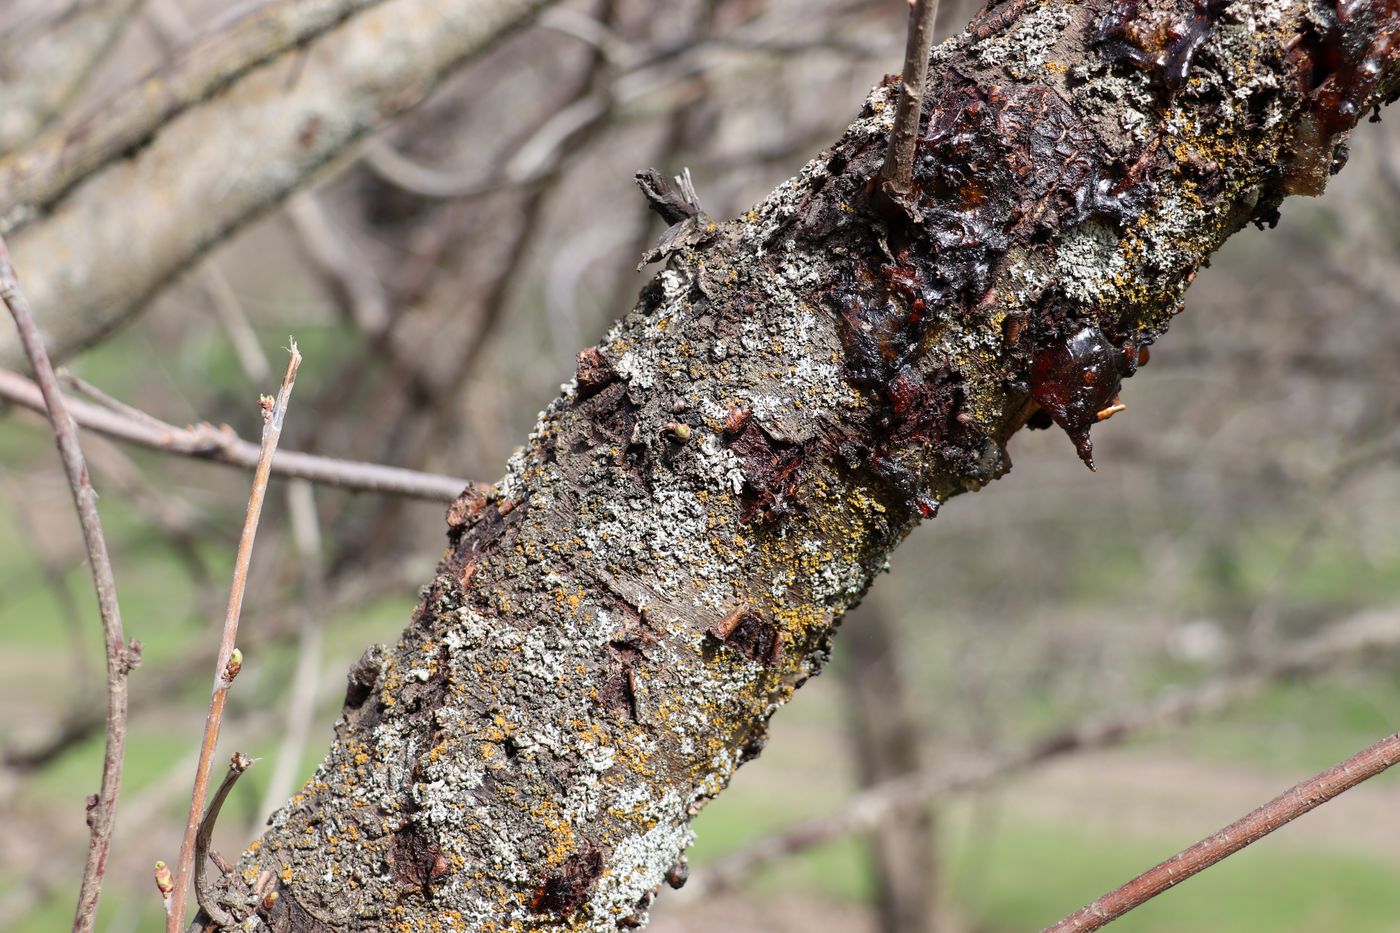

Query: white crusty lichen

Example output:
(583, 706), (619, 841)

(1055, 220), (1127, 304)
(972, 1), (1074, 76)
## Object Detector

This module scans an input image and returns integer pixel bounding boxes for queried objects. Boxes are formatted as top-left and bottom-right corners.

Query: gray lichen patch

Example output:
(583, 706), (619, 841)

(1056, 221), (1128, 305)
(972, 1), (1074, 77)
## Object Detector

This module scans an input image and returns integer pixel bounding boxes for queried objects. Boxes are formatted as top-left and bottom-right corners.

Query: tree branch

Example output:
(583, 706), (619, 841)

(0, 0), (388, 229)
(1042, 730), (1400, 932)
(0, 234), (137, 933)
(0, 0), (145, 156)
(169, 345), (301, 933)
(0, 366), (475, 501)
(226, 1), (1400, 929)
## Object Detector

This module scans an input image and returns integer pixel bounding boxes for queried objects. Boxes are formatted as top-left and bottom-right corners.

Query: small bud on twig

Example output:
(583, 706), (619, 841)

(222, 648), (243, 685)
(155, 859), (175, 917)
(154, 860), (175, 897)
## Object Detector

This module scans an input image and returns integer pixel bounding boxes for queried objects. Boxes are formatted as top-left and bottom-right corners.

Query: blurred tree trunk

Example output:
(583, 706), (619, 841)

(842, 601), (942, 933)
(212, 1), (1400, 930)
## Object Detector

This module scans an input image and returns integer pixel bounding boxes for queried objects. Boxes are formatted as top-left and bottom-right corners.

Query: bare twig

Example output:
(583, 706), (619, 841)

(0, 234), (137, 933)
(193, 752), (255, 929)
(58, 367), (172, 430)
(878, 0), (941, 206)
(0, 366), (475, 501)
(168, 344), (301, 933)
(1041, 730), (1400, 933)
(684, 610), (1400, 898)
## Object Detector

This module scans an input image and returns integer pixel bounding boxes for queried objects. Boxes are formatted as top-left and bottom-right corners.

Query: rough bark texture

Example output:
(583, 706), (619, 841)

(225, 0), (1399, 930)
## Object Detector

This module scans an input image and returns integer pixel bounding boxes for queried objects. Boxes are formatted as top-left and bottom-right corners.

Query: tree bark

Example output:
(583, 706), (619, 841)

(220, 0), (1399, 930)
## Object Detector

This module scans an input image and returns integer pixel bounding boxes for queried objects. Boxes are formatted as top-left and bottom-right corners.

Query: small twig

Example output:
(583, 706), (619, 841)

(0, 366), (475, 501)
(1042, 730), (1400, 933)
(168, 344), (301, 933)
(193, 752), (255, 930)
(878, 0), (941, 208)
(0, 233), (137, 933)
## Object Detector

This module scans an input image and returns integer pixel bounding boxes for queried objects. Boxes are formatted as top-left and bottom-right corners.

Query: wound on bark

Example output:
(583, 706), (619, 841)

(1029, 326), (1130, 470)
(1093, 0), (1232, 91)
(711, 606), (783, 666)
(387, 823), (449, 895)
(529, 849), (605, 917)
(574, 346), (618, 399)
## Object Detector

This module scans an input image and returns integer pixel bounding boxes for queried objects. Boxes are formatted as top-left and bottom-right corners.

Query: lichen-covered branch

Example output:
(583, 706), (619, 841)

(0, 0), (559, 365)
(225, 1), (1399, 930)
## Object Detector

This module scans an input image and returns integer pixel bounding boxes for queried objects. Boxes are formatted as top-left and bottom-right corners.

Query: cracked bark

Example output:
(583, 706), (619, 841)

(221, 0), (1399, 930)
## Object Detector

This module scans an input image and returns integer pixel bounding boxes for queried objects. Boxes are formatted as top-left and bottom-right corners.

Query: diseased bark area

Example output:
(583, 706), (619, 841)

(230, 1), (1399, 930)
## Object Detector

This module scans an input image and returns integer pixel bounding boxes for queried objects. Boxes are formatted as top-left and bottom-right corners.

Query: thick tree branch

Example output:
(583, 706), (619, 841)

(225, 1), (1400, 930)
(0, 0), (559, 365)
(0, 0), (385, 226)
(0, 0), (145, 156)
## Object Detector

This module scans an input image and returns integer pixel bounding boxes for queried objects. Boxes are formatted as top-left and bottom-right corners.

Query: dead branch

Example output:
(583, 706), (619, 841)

(0, 366), (474, 501)
(0, 233), (137, 933)
(1041, 730), (1400, 932)
(168, 345), (301, 933)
